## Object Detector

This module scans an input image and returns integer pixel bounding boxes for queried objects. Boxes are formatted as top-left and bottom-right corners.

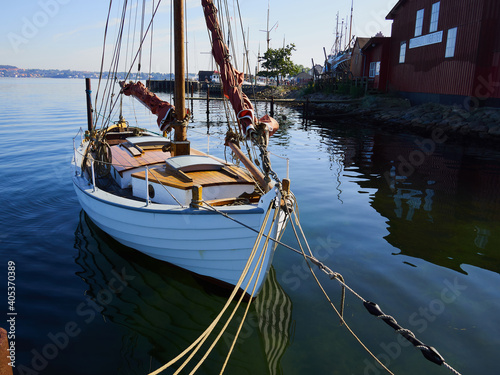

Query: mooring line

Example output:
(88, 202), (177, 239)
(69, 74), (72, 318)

(286, 202), (462, 375)
(285, 205), (395, 375)
(199, 192), (462, 375)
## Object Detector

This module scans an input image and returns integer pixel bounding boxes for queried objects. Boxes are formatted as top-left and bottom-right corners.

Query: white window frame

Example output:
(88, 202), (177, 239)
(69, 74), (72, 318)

(445, 27), (457, 58)
(415, 9), (425, 37)
(369, 61), (381, 77)
(369, 62), (377, 78)
(430, 2), (440, 33)
(399, 42), (407, 63)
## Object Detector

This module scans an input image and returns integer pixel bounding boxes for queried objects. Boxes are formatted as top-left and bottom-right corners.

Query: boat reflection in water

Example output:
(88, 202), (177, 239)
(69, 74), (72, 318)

(74, 211), (292, 374)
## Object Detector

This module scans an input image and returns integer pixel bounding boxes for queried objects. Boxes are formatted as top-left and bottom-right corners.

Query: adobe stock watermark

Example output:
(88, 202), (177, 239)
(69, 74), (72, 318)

(281, 234), (341, 291)
(16, 267), (135, 375)
(8, 0), (70, 54)
(363, 277), (467, 375)
(383, 128), (448, 189)
(464, 55), (500, 110)
(360, 0), (395, 37)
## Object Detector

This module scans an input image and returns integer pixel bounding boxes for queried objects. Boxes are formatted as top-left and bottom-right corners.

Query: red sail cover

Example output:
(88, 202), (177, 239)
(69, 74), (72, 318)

(120, 81), (174, 132)
(201, 0), (278, 136)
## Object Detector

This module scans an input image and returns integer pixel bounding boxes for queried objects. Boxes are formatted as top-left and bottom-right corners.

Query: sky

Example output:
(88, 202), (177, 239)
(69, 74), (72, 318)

(0, 0), (395, 74)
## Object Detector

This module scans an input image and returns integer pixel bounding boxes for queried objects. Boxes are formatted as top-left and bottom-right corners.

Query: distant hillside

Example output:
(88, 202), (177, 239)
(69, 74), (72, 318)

(0, 67), (175, 80)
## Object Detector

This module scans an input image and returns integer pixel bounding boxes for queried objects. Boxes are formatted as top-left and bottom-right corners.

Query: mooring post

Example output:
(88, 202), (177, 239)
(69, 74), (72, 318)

(85, 78), (94, 132)
(270, 96), (275, 117)
(206, 86), (210, 114)
(191, 185), (203, 208)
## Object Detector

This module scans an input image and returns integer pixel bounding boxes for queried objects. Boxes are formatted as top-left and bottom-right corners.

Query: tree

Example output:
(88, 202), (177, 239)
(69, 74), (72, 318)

(259, 43), (301, 85)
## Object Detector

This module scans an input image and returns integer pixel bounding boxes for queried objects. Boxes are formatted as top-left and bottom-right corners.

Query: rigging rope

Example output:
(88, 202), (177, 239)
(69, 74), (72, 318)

(96, 0), (164, 132)
(95, 0), (114, 128)
(137, 0), (146, 75)
(148, 0), (155, 81)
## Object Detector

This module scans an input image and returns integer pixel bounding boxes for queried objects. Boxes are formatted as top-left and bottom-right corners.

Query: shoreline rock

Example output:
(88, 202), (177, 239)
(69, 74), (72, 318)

(272, 89), (500, 148)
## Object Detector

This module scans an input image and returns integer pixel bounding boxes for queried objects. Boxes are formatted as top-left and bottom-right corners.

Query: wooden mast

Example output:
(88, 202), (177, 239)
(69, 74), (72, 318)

(172, 0), (190, 156)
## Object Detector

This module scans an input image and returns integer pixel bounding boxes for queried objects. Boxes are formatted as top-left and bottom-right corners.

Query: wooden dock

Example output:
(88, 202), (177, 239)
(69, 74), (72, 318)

(146, 80), (269, 96)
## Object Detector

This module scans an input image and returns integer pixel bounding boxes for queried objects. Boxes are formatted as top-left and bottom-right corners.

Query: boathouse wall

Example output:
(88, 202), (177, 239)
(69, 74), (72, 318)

(386, 0), (500, 108)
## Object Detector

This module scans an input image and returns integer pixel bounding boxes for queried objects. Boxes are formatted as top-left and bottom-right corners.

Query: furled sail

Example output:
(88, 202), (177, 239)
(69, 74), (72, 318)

(201, 0), (278, 137)
(120, 81), (174, 132)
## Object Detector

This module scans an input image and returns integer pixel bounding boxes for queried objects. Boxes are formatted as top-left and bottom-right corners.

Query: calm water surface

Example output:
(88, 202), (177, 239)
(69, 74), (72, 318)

(1, 78), (499, 375)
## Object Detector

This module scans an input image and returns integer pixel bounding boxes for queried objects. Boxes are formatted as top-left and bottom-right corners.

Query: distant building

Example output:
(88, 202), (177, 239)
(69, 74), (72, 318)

(198, 70), (214, 82)
(294, 71), (313, 85)
(386, 0), (500, 107)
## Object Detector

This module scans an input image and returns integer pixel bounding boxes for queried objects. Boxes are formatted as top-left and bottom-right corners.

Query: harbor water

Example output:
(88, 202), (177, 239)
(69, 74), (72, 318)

(1, 78), (499, 374)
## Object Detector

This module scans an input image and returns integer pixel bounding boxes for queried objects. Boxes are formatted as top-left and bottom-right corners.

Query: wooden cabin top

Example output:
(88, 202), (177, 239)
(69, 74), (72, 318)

(110, 143), (205, 175)
(132, 164), (255, 190)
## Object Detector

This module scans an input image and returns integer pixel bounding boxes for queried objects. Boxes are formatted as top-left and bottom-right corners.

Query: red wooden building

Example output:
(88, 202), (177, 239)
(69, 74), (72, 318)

(361, 37), (391, 91)
(386, 0), (500, 108)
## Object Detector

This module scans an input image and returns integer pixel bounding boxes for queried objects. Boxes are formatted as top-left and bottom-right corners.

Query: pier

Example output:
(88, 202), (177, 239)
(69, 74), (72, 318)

(146, 80), (269, 96)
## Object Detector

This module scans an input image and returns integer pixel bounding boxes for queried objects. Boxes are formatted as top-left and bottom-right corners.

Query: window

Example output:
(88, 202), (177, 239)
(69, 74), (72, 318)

(430, 2), (440, 32)
(415, 9), (424, 37)
(369, 62), (376, 77)
(369, 62), (380, 77)
(399, 42), (407, 63)
(445, 27), (457, 58)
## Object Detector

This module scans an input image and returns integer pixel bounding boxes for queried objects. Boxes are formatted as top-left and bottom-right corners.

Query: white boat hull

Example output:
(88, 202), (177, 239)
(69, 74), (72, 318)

(72, 174), (282, 294)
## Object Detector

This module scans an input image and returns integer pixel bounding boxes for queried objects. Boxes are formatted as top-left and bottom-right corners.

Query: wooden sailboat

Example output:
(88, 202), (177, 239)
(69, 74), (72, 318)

(72, 0), (291, 296)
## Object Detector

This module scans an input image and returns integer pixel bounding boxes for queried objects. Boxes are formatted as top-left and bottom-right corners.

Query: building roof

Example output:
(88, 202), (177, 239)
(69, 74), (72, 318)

(295, 71), (312, 79)
(355, 37), (371, 49)
(386, 0), (408, 20)
(361, 37), (391, 51)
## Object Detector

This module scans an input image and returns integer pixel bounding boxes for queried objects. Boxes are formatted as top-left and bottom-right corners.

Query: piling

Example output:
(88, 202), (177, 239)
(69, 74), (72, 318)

(85, 78), (94, 132)
(206, 86), (210, 115)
